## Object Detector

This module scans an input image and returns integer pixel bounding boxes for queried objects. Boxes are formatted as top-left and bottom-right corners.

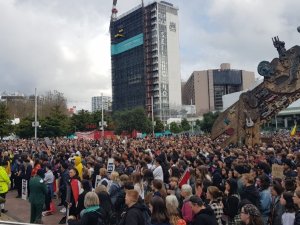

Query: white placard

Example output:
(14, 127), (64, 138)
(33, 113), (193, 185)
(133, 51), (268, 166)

(22, 179), (28, 200)
(95, 175), (101, 189)
(107, 158), (115, 174)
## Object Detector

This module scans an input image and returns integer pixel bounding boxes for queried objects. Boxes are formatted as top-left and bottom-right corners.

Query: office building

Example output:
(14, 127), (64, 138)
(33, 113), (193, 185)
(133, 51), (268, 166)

(182, 63), (255, 115)
(110, 1), (181, 121)
(91, 96), (112, 112)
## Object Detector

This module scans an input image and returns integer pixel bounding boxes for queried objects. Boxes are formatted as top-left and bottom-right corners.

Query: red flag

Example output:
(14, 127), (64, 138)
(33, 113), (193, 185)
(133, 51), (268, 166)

(179, 168), (190, 188)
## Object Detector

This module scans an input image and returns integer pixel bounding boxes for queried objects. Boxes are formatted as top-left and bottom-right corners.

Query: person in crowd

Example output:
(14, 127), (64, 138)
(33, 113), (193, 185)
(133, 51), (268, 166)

(43, 163), (55, 216)
(240, 204), (264, 225)
(67, 191), (105, 225)
(152, 179), (167, 200)
(280, 191), (296, 225)
(99, 168), (110, 187)
(15, 158), (25, 198)
(67, 167), (81, 218)
(95, 184), (113, 225)
(77, 180), (92, 217)
(118, 189), (146, 225)
(206, 186), (224, 225)
(29, 169), (47, 224)
(257, 174), (272, 225)
(132, 172), (144, 200)
(0, 160), (11, 213)
(74, 156), (83, 180)
(269, 181), (284, 225)
(166, 195), (186, 225)
(181, 184), (193, 224)
(59, 162), (69, 213)
(109, 171), (121, 206)
(292, 189), (300, 225)
(223, 178), (240, 225)
(153, 158), (164, 182)
(150, 196), (171, 225)
(240, 173), (260, 208)
(189, 195), (217, 225)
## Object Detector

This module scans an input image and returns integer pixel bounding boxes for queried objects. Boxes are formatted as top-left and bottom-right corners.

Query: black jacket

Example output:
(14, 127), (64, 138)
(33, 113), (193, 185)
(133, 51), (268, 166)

(223, 195), (239, 219)
(240, 185), (260, 208)
(192, 207), (218, 225)
(119, 203), (146, 225)
(68, 208), (104, 225)
(294, 210), (300, 225)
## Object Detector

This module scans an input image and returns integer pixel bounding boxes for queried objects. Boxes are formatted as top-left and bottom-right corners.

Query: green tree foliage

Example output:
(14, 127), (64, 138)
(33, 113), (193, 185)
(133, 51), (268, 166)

(113, 107), (151, 134)
(181, 118), (191, 131)
(199, 111), (220, 133)
(170, 122), (182, 134)
(39, 105), (71, 137)
(154, 119), (164, 132)
(15, 117), (34, 138)
(70, 110), (92, 132)
(0, 103), (12, 139)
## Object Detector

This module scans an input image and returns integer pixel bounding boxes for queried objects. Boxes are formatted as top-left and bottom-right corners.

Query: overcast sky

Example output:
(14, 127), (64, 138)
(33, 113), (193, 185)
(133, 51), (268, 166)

(1, 0), (300, 110)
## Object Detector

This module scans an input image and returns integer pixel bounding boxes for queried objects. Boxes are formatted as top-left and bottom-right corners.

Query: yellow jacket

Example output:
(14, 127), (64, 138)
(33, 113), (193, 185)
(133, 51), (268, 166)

(74, 156), (83, 180)
(0, 166), (10, 193)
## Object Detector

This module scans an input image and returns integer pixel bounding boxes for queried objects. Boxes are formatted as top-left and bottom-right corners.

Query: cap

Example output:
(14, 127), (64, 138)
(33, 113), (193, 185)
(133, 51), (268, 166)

(189, 195), (203, 206)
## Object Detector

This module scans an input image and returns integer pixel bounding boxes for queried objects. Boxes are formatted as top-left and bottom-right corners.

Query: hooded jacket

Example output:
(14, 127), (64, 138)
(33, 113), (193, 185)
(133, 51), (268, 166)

(192, 207), (218, 225)
(119, 202), (147, 225)
(74, 156), (83, 180)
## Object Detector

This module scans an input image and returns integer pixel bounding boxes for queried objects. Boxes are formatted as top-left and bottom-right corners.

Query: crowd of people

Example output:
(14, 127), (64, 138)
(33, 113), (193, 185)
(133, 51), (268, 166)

(0, 133), (300, 225)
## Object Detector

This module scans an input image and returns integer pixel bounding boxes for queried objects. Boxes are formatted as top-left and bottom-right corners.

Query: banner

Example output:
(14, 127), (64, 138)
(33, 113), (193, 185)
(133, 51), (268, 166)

(22, 179), (28, 200)
(179, 168), (191, 188)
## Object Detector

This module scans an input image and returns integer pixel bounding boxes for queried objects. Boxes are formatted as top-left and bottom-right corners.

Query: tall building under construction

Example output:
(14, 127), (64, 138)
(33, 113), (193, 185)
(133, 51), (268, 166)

(110, 1), (181, 121)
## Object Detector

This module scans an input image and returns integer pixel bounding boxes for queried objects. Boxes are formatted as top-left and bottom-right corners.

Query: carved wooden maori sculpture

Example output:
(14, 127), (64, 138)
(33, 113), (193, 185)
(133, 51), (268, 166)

(211, 29), (300, 147)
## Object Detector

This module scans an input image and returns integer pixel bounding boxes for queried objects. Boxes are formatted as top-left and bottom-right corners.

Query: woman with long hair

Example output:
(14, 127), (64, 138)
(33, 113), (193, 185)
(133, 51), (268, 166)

(240, 204), (264, 225)
(108, 171), (121, 206)
(166, 195), (186, 225)
(206, 186), (224, 225)
(150, 196), (171, 225)
(152, 179), (167, 200)
(280, 191), (296, 225)
(132, 172), (144, 200)
(223, 178), (240, 225)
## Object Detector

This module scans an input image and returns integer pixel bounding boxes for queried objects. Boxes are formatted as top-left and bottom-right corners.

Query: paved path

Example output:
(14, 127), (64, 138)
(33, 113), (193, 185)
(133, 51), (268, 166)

(1, 190), (66, 225)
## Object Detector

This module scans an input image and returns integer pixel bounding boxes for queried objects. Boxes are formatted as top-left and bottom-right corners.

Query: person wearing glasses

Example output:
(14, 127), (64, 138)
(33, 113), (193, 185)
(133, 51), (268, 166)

(240, 204), (264, 225)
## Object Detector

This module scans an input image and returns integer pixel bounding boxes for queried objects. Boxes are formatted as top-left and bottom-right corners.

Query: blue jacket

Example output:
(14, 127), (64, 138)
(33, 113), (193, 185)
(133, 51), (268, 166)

(259, 189), (272, 218)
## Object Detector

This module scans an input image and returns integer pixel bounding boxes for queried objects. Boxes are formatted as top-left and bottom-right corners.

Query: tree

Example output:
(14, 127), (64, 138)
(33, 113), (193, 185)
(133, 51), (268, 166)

(15, 117), (34, 138)
(70, 110), (93, 132)
(0, 103), (12, 139)
(181, 118), (191, 131)
(200, 111), (220, 133)
(170, 122), (182, 134)
(154, 119), (164, 132)
(39, 105), (71, 137)
(113, 107), (151, 134)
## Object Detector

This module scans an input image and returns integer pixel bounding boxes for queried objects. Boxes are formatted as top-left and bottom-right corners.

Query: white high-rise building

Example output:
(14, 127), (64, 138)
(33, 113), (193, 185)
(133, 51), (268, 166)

(91, 96), (112, 112)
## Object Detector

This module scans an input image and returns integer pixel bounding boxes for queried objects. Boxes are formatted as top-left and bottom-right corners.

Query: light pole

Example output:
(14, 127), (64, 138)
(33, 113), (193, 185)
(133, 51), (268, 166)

(101, 93), (104, 139)
(151, 96), (154, 137)
(34, 88), (38, 140)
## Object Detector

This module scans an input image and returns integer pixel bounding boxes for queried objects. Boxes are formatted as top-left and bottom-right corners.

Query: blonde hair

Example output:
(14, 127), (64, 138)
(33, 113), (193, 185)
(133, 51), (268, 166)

(84, 191), (99, 208)
(166, 195), (180, 225)
(243, 173), (255, 185)
(95, 185), (107, 193)
(111, 171), (120, 182)
(99, 168), (107, 176)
